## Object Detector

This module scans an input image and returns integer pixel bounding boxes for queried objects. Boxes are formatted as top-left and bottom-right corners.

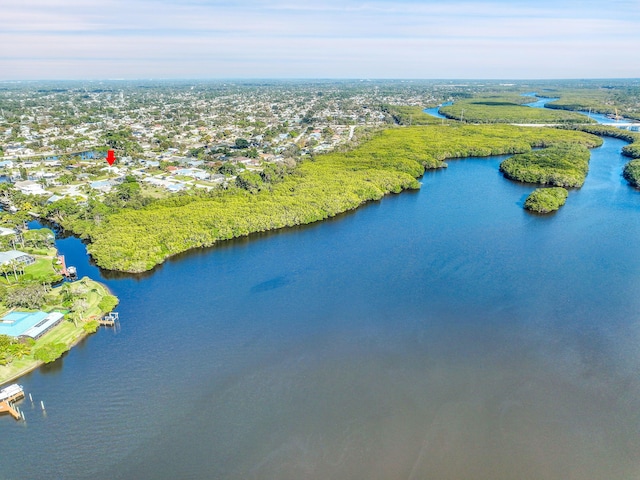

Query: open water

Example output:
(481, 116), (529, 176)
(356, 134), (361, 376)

(1, 137), (640, 479)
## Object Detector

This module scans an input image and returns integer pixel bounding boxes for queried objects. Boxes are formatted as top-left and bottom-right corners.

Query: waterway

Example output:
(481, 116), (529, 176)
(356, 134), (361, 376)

(423, 101), (452, 119)
(1, 138), (640, 479)
(521, 92), (560, 109)
(522, 92), (639, 125)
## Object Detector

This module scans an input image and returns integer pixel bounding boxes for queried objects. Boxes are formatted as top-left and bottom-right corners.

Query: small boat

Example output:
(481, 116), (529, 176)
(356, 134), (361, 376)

(0, 384), (25, 420)
(66, 266), (77, 278)
(0, 384), (24, 403)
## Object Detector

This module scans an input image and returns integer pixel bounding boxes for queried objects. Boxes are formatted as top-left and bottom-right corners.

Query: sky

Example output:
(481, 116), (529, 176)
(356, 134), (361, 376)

(2, 0), (640, 80)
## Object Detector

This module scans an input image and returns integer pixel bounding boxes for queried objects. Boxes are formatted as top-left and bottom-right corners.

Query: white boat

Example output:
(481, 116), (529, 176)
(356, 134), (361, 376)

(0, 384), (24, 402)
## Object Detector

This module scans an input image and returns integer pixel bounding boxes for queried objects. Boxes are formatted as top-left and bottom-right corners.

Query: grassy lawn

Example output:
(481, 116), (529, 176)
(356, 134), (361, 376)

(22, 257), (63, 283)
(0, 248), (63, 286)
(0, 321), (83, 384)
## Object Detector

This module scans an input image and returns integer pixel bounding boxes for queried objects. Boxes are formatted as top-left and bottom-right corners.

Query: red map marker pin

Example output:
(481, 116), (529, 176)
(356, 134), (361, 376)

(106, 150), (116, 166)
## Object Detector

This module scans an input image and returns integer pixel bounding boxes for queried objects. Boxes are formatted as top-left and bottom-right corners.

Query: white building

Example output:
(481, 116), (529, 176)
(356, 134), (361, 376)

(13, 180), (49, 196)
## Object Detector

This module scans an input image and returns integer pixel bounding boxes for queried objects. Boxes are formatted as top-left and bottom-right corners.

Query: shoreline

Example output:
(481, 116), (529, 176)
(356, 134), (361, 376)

(0, 321), (100, 388)
(0, 278), (118, 387)
(0, 359), (46, 388)
(68, 126), (602, 273)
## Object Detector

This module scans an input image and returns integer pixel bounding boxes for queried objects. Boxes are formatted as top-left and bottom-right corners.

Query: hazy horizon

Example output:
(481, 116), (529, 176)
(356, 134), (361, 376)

(3, 0), (640, 81)
(1, 78), (639, 84)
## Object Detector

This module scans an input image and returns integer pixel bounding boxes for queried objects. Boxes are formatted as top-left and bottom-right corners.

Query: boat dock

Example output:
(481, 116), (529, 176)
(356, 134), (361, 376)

(0, 400), (21, 420)
(0, 384), (25, 420)
(98, 312), (119, 327)
(57, 255), (77, 279)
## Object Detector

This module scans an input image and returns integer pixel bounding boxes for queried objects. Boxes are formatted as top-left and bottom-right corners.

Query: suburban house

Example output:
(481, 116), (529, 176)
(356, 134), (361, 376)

(13, 180), (49, 196)
(0, 250), (35, 267)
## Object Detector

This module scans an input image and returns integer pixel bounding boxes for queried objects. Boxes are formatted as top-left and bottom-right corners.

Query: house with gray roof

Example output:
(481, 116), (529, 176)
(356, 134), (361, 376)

(0, 250), (35, 266)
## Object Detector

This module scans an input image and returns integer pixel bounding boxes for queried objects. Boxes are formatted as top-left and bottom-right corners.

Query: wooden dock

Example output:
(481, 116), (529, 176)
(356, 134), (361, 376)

(57, 255), (77, 279)
(98, 312), (119, 327)
(0, 400), (21, 420)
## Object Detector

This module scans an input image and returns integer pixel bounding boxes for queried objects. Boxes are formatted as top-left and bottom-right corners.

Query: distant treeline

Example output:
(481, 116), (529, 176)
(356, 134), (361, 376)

(438, 96), (596, 124)
(381, 105), (441, 126)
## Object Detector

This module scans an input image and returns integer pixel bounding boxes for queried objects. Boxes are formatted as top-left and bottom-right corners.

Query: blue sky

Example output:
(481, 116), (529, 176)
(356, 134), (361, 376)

(2, 0), (639, 79)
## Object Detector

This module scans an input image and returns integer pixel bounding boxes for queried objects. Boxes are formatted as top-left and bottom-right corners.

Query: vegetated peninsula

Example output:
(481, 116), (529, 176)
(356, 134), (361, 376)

(45, 125), (600, 273)
(499, 143), (596, 188)
(536, 86), (640, 122)
(381, 105), (442, 126)
(0, 229), (119, 385)
(563, 125), (640, 187)
(622, 160), (640, 188)
(438, 96), (597, 124)
(566, 124), (640, 159)
(2, 80), (629, 274)
(524, 187), (569, 213)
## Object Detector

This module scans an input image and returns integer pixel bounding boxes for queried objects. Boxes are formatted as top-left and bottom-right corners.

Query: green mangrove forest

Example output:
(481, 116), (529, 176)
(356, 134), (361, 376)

(39, 125), (601, 272)
(539, 85), (640, 122)
(382, 105), (441, 126)
(565, 124), (640, 160)
(524, 187), (569, 214)
(438, 96), (596, 124)
(623, 160), (640, 188)
(499, 143), (596, 188)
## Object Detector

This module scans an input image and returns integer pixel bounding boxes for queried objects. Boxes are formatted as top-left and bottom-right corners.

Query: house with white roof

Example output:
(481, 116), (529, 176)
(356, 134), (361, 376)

(0, 250), (35, 267)
(13, 180), (49, 196)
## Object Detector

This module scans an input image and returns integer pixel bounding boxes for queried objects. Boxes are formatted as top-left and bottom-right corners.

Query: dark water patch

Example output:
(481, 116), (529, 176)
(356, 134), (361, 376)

(251, 275), (292, 293)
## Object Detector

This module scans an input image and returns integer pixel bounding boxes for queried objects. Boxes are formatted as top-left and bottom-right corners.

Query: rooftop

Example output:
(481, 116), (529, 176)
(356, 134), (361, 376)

(0, 311), (48, 337)
(0, 250), (34, 266)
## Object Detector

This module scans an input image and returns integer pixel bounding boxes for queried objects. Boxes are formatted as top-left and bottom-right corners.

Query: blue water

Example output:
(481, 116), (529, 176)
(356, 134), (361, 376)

(423, 101), (452, 119)
(525, 97), (610, 123)
(425, 93), (632, 126)
(522, 93), (639, 125)
(521, 94), (560, 109)
(1, 138), (640, 479)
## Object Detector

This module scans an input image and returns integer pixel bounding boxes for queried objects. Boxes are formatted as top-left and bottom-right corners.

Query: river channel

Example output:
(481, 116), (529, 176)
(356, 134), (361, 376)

(1, 134), (640, 479)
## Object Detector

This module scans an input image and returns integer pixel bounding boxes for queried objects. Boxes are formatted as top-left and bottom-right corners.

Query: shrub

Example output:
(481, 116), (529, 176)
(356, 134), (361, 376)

(622, 159), (640, 188)
(524, 187), (569, 213)
(33, 342), (68, 363)
(83, 320), (100, 334)
(500, 144), (591, 187)
(97, 294), (119, 312)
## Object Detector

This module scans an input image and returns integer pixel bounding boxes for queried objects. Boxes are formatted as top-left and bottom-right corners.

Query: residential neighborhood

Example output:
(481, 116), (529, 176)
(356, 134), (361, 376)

(0, 80), (443, 204)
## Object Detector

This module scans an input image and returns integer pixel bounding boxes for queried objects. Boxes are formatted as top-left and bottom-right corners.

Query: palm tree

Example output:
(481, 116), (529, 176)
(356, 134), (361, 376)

(0, 262), (11, 284)
(68, 311), (80, 327)
(8, 259), (19, 282)
(61, 283), (72, 303)
(72, 299), (89, 325)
